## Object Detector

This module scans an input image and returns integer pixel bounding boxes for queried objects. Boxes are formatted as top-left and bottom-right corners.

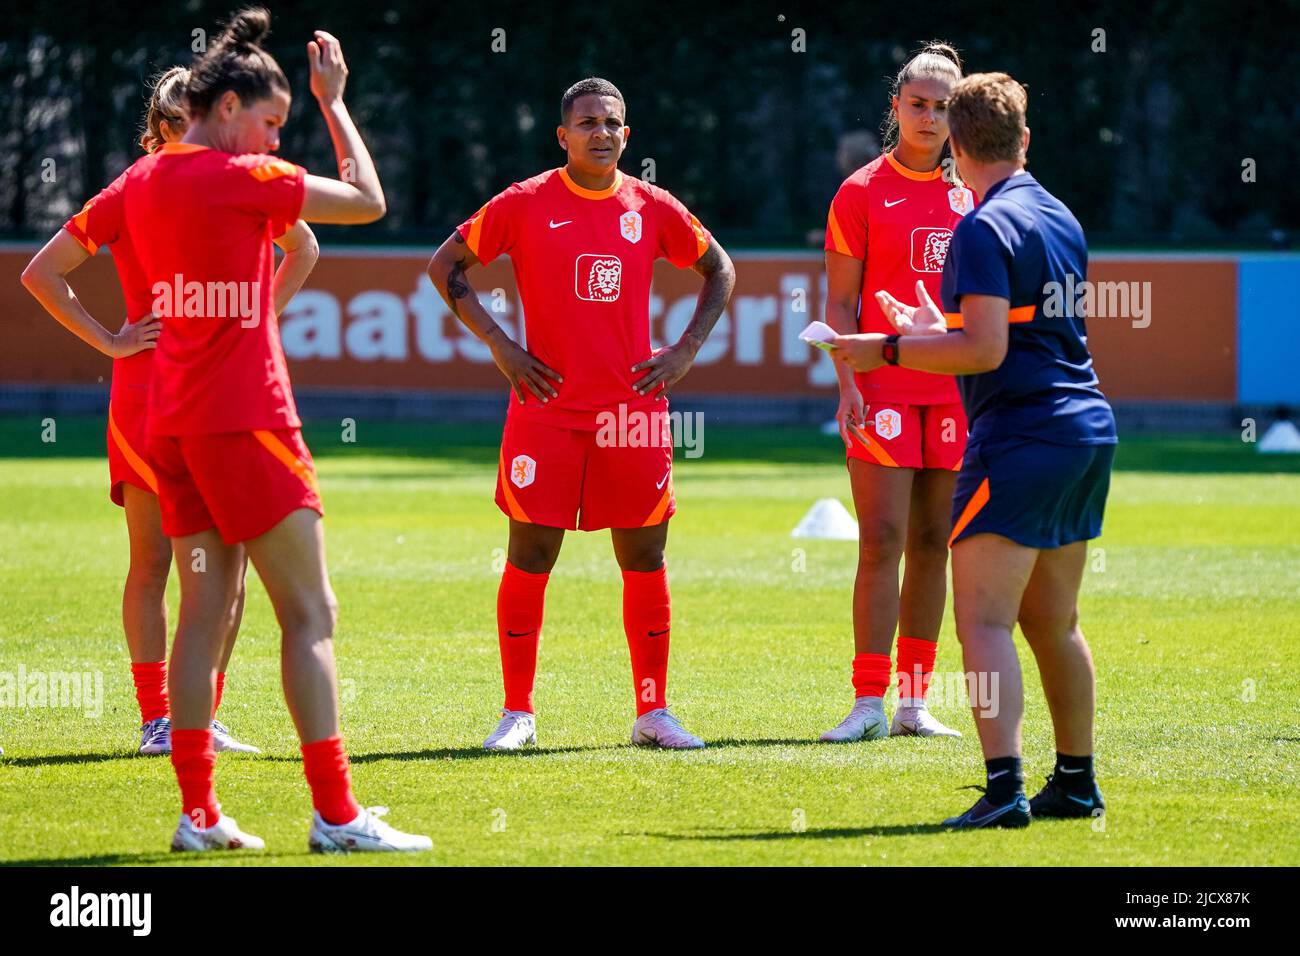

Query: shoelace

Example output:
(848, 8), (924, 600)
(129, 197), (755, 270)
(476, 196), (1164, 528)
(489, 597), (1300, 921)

(360, 806), (392, 837)
(497, 713), (528, 734)
(211, 720), (230, 736)
(657, 710), (687, 732)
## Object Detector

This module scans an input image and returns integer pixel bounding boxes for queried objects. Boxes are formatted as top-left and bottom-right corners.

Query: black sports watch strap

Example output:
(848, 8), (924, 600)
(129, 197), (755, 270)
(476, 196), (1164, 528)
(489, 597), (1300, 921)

(882, 334), (901, 366)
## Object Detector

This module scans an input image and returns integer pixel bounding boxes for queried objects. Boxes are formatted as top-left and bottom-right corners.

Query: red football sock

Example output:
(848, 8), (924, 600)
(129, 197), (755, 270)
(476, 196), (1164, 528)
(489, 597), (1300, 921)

(497, 561), (548, 713)
(851, 652), (892, 699)
(622, 567), (671, 717)
(212, 671), (226, 719)
(895, 636), (938, 702)
(171, 727), (219, 828)
(301, 735), (362, 826)
(130, 660), (169, 724)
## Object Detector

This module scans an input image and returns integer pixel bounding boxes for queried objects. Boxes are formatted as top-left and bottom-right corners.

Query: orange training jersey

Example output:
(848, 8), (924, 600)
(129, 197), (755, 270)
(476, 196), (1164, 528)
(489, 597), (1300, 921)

(825, 150), (975, 405)
(121, 143), (306, 436)
(457, 167), (711, 430)
(63, 170), (155, 407)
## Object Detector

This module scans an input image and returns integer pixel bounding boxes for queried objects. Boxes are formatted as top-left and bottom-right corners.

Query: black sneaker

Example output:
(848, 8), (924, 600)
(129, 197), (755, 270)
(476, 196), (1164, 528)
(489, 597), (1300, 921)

(1029, 774), (1105, 818)
(942, 791), (1031, 829)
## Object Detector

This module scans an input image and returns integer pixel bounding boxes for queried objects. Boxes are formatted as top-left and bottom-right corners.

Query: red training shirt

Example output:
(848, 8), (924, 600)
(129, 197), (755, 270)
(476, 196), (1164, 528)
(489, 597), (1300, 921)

(121, 142), (305, 436)
(457, 167), (711, 430)
(825, 150), (975, 405)
(63, 171), (154, 407)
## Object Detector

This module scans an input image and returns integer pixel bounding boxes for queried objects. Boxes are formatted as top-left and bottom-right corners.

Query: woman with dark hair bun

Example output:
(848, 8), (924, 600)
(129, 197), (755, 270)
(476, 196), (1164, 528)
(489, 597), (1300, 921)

(21, 59), (319, 761)
(115, 7), (428, 854)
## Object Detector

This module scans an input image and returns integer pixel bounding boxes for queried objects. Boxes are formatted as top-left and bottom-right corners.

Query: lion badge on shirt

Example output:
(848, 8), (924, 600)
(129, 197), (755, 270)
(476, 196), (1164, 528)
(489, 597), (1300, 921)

(948, 186), (974, 216)
(911, 228), (953, 273)
(575, 254), (623, 302)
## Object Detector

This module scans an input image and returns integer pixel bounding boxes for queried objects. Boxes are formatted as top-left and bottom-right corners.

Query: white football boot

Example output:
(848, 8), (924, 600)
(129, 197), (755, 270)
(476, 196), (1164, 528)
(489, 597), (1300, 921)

(890, 701), (962, 737)
(211, 719), (261, 754)
(483, 710), (537, 750)
(171, 812), (265, 852)
(308, 806), (433, 854)
(631, 707), (705, 749)
(139, 716), (172, 755)
(820, 697), (889, 742)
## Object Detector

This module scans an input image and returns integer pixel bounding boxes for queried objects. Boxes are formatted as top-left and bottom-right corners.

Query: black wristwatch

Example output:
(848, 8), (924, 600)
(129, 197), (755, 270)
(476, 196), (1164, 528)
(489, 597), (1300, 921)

(881, 334), (901, 366)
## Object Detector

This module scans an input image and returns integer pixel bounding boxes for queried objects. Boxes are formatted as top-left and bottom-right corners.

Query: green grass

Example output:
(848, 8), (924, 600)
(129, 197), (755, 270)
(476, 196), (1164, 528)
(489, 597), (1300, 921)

(0, 416), (1297, 866)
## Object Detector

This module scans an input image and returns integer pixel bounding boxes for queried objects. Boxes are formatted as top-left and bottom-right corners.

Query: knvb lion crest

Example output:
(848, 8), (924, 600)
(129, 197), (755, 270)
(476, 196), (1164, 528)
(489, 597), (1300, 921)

(575, 254), (623, 302)
(948, 186), (974, 216)
(510, 454), (536, 489)
(619, 210), (643, 244)
(873, 408), (903, 440)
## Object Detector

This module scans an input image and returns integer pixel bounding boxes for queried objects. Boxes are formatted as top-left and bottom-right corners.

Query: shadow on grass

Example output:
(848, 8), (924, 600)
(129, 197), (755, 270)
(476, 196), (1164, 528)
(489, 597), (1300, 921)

(0, 850), (322, 867)
(232, 737), (833, 763)
(1, 852), (187, 867)
(635, 823), (951, 841)
(0, 738), (845, 770)
(249, 743), (627, 763)
(1, 751), (137, 767)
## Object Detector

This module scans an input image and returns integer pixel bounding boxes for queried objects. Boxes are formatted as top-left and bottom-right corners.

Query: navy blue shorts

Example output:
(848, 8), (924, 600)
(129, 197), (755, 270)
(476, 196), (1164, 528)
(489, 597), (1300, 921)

(949, 434), (1115, 549)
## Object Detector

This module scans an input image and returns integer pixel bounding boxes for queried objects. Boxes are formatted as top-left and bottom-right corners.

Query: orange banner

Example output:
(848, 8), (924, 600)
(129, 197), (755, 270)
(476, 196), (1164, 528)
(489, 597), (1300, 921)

(0, 247), (1236, 401)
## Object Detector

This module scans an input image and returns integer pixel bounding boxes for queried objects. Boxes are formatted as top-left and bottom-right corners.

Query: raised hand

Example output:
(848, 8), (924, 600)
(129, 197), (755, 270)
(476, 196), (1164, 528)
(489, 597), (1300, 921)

(307, 30), (348, 104)
(875, 279), (948, 336)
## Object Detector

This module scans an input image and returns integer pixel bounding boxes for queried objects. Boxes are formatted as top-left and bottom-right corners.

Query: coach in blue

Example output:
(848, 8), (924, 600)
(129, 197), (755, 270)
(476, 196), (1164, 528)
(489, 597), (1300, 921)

(832, 71), (1117, 829)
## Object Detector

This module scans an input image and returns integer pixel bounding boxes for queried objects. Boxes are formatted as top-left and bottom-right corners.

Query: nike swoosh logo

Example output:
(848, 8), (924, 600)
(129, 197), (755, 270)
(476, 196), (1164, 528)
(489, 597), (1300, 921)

(969, 801), (1020, 824)
(648, 628), (670, 637)
(655, 472), (670, 490)
(506, 629), (536, 638)
(987, 769), (1010, 780)
(549, 220), (572, 229)
(1067, 794), (1095, 807)
(884, 198), (906, 208)
(1058, 767), (1086, 773)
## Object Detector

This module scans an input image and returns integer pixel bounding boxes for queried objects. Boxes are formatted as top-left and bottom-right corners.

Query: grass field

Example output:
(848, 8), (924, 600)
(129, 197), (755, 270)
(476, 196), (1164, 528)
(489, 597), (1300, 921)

(1, 415), (1297, 867)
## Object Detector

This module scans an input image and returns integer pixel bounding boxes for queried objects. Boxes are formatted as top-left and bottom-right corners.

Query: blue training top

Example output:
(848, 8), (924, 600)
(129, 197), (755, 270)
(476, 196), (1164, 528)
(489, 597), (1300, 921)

(939, 171), (1117, 446)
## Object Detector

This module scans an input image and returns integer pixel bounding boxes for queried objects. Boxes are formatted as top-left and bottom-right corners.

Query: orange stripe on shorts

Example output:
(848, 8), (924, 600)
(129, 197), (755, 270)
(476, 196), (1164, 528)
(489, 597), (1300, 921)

(642, 478), (674, 527)
(108, 406), (159, 494)
(253, 430), (320, 497)
(849, 424), (900, 468)
(948, 477), (990, 547)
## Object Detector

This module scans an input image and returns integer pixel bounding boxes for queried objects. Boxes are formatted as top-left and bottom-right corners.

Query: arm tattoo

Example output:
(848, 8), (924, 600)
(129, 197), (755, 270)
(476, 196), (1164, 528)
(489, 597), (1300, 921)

(681, 242), (735, 351)
(442, 232), (473, 316)
(448, 258), (470, 300)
